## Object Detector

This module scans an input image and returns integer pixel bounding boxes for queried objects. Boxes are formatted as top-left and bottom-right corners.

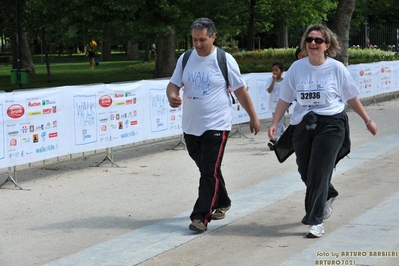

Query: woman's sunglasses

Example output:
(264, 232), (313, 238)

(305, 37), (326, 44)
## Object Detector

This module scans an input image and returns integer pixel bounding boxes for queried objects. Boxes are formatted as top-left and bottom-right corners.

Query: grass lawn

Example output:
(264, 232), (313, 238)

(0, 53), (155, 92)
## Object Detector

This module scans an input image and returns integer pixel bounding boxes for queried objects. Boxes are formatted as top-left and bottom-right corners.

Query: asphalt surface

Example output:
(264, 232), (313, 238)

(1, 96), (399, 266)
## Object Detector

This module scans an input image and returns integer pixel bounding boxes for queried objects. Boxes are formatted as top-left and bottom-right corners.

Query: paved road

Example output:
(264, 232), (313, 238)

(1, 97), (399, 266)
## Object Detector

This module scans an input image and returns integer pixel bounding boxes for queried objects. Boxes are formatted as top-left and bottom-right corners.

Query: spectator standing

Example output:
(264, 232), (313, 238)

(266, 62), (285, 150)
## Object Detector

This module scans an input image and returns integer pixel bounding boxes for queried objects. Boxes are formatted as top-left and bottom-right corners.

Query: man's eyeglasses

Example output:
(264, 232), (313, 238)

(305, 37), (326, 44)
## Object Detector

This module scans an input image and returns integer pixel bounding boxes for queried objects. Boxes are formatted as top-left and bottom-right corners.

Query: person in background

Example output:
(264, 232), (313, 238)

(166, 17), (260, 233)
(268, 24), (378, 238)
(266, 62), (285, 151)
(87, 49), (95, 69)
(86, 39), (97, 69)
(295, 46), (307, 60)
(151, 43), (157, 60)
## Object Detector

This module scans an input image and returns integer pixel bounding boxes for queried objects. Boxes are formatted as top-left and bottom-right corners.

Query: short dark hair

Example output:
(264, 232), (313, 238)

(272, 61), (284, 71)
(191, 18), (216, 37)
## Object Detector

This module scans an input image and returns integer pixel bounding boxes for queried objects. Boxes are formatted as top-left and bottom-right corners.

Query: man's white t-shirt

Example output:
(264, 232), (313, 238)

(280, 57), (360, 125)
(169, 48), (246, 136)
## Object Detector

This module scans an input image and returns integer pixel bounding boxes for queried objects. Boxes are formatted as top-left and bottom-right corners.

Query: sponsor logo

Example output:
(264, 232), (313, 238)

(8, 131), (19, 136)
(49, 132), (58, 138)
(10, 139), (17, 146)
(42, 99), (56, 105)
(7, 104), (25, 119)
(28, 101), (41, 107)
(99, 95), (113, 107)
(43, 108), (52, 114)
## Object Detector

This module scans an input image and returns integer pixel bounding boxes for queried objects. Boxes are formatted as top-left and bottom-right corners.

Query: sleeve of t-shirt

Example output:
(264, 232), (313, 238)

(279, 68), (296, 104)
(225, 53), (247, 92)
(169, 53), (185, 87)
(339, 64), (360, 102)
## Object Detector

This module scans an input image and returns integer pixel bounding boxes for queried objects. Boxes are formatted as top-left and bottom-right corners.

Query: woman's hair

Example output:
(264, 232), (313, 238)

(300, 24), (340, 57)
(190, 18), (216, 37)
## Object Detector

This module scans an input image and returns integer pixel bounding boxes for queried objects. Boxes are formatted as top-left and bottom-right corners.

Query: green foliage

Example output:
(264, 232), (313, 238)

(352, 0), (399, 26)
(0, 55), (154, 92)
(231, 48), (398, 73)
(232, 48), (297, 73)
(0, 49), (397, 93)
(347, 48), (397, 64)
(269, 0), (336, 27)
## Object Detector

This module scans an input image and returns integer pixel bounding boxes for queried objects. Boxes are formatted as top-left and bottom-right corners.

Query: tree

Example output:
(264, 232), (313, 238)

(353, 0), (399, 26)
(136, 0), (191, 78)
(1, 0), (36, 75)
(331, 0), (356, 65)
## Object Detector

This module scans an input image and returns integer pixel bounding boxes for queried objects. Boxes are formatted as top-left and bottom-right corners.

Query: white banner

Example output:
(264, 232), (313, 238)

(4, 88), (64, 166)
(0, 61), (397, 168)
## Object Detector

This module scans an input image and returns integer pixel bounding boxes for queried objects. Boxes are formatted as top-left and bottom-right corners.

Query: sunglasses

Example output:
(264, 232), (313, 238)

(305, 37), (326, 44)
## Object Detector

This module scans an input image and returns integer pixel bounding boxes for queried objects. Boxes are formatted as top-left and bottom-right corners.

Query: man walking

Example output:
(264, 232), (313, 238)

(166, 17), (260, 233)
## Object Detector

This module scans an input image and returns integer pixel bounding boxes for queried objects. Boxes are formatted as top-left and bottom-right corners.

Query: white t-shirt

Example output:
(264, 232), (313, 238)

(266, 77), (284, 111)
(169, 48), (246, 136)
(280, 57), (360, 125)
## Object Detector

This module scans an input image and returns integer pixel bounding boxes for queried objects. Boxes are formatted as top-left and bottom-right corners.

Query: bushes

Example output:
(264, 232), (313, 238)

(232, 48), (296, 73)
(347, 48), (397, 64)
(231, 48), (398, 73)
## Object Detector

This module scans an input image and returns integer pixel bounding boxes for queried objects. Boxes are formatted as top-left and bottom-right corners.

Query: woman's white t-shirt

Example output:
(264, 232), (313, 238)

(280, 57), (360, 125)
(169, 48), (246, 136)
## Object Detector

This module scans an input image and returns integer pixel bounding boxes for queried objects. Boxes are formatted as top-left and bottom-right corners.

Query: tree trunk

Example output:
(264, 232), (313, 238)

(101, 27), (112, 61)
(144, 39), (150, 62)
(185, 35), (190, 50)
(12, 32), (35, 74)
(41, 29), (52, 83)
(20, 33), (35, 74)
(246, 0), (257, 51)
(153, 26), (176, 78)
(126, 39), (139, 60)
(331, 0), (356, 66)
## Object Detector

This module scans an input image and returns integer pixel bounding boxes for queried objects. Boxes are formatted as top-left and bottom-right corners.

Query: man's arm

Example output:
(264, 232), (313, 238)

(233, 86), (261, 135)
(166, 82), (182, 108)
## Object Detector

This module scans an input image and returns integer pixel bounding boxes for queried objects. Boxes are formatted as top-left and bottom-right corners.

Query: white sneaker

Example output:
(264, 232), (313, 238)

(323, 197), (336, 220)
(307, 223), (325, 238)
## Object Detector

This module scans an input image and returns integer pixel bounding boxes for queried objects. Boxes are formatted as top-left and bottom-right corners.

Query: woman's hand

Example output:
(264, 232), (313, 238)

(366, 120), (378, 135)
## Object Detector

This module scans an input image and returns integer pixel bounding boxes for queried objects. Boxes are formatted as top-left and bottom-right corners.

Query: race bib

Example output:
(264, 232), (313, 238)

(296, 84), (326, 106)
